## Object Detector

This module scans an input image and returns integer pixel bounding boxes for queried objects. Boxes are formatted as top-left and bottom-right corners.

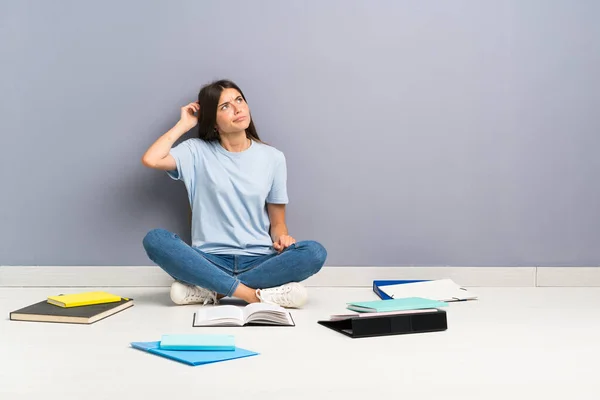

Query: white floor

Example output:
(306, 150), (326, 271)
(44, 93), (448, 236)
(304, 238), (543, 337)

(2, 286), (600, 400)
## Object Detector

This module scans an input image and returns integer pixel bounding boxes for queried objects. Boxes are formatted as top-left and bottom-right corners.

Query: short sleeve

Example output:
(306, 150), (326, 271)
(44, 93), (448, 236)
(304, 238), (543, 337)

(166, 139), (197, 183)
(266, 152), (289, 204)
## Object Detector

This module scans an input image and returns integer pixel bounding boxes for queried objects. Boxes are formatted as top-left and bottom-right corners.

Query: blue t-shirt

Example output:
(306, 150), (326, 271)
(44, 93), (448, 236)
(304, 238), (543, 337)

(166, 138), (288, 255)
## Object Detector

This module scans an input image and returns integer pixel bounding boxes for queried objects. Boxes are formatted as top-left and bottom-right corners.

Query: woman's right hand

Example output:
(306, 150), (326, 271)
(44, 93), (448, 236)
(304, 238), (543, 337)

(179, 101), (200, 130)
(142, 101), (200, 170)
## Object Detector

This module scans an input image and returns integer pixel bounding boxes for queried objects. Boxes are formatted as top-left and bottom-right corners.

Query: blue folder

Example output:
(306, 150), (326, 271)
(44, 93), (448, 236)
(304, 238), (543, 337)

(131, 341), (258, 366)
(373, 280), (430, 300)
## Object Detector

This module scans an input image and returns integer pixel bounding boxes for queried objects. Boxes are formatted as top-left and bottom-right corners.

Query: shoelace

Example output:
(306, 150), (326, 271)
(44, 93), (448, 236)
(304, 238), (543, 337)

(185, 286), (218, 305)
(258, 285), (293, 307)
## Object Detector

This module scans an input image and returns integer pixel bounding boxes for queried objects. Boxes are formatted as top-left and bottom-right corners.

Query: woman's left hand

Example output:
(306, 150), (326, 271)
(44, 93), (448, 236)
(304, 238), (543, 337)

(273, 235), (296, 252)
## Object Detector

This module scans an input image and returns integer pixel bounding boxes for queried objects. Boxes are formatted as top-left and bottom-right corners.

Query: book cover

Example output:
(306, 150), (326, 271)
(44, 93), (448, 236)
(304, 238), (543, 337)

(47, 291), (123, 307)
(347, 297), (448, 313)
(9, 298), (134, 324)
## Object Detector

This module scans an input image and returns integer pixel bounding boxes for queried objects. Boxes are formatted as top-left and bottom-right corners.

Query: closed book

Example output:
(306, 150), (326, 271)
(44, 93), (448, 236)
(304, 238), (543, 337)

(346, 297), (448, 313)
(159, 334), (235, 351)
(9, 298), (134, 324)
(47, 291), (123, 308)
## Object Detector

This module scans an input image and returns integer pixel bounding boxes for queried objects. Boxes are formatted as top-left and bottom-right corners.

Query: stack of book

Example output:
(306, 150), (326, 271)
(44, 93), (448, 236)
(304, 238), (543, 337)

(318, 279), (478, 338)
(9, 291), (134, 324)
(318, 297), (450, 338)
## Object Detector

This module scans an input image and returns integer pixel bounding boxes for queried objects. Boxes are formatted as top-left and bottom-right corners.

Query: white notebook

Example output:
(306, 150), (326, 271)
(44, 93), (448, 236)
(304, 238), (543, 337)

(378, 279), (478, 302)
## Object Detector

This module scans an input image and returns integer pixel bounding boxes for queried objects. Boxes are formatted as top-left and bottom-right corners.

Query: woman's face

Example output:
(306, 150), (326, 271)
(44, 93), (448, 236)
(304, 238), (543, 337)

(215, 88), (251, 134)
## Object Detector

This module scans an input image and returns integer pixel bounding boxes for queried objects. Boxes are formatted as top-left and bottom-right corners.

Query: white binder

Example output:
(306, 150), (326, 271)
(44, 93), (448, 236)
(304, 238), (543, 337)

(377, 279), (478, 302)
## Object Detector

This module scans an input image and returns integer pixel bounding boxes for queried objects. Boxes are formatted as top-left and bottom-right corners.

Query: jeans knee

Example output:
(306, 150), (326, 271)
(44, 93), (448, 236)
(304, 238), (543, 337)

(301, 240), (327, 273)
(142, 228), (171, 254)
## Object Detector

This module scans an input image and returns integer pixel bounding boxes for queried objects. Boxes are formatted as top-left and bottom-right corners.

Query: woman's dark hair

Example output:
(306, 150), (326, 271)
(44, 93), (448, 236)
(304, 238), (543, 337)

(196, 79), (261, 142)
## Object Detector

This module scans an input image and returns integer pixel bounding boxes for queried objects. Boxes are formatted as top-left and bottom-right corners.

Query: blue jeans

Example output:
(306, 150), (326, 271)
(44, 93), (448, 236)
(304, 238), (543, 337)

(142, 228), (327, 297)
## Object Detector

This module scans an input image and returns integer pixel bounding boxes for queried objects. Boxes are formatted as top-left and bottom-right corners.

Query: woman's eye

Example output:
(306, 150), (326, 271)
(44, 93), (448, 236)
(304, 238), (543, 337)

(236, 97), (243, 103)
(221, 105), (228, 110)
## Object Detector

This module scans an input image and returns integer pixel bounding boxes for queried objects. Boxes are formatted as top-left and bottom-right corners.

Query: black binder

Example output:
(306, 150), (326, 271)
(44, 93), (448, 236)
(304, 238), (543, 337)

(317, 309), (447, 338)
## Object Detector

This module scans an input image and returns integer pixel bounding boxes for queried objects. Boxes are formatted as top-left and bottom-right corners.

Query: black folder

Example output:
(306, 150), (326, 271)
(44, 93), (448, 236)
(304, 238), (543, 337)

(317, 309), (447, 338)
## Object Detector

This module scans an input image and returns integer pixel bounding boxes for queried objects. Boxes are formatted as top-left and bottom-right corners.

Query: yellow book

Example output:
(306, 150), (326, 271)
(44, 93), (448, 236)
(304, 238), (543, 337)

(47, 291), (123, 308)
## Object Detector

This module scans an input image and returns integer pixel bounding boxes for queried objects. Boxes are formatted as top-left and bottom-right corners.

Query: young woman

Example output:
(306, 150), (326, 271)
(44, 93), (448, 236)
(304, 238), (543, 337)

(141, 79), (327, 308)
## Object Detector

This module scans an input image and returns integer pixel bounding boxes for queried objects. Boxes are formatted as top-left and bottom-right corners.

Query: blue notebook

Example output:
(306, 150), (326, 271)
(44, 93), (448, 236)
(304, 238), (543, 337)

(346, 297), (448, 313)
(159, 334), (235, 351)
(131, 341), (258, 366)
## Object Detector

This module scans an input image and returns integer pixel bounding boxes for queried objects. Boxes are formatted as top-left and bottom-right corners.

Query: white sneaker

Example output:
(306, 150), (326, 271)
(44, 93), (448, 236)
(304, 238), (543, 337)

(256, 282), (308, 308)
(170, 281), (218, 305)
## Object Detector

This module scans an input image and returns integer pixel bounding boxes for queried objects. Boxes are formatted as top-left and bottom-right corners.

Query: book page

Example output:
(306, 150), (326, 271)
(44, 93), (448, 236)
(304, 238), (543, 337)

(243, 303), (293, 325)
(242, 303), (285, 320)
(194, 305), (244, 326)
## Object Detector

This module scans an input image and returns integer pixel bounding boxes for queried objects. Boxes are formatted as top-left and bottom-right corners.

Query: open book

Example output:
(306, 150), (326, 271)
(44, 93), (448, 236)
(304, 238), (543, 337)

(193, 303), (295, 327)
